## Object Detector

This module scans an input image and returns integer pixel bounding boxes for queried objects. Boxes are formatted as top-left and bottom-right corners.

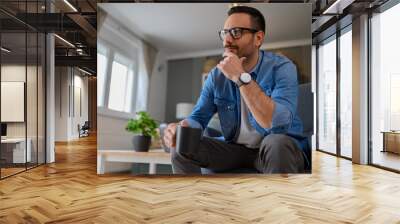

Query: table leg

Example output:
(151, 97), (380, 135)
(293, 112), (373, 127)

(149, 163), (156, 174)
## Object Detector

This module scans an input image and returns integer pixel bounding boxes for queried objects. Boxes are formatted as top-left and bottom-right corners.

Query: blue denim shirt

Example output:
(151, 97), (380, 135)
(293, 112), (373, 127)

(187, 50), (308, 152)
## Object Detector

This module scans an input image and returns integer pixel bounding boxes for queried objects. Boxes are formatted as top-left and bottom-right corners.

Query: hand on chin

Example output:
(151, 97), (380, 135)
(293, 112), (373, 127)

(217, 51), (246, 82)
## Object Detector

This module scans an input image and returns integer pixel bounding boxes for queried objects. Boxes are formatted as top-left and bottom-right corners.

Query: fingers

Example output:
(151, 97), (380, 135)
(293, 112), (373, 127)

(222, 53), (238, 62)
(163, 131), (173, 148)
(180, 119), (190, 127)
(217, 57), (229, 72)
(222, 51), (235, 58)
(219, 54), (241, 68)
(164, 131), (174, 147)
(167, 122), (177, 130)
(164, 120), (188, 148)
(163, 123), (177, 148)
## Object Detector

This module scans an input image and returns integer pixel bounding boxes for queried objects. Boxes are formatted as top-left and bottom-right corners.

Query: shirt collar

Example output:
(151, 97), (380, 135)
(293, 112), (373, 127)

(249, 50), (263, 79)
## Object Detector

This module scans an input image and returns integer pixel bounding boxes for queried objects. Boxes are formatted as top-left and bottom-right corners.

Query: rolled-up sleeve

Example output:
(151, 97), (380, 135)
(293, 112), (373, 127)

(187, 70), (217, 130)
(269, 61), (298, 133)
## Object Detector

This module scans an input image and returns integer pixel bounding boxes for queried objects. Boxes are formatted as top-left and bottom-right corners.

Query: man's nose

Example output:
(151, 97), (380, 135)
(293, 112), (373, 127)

(223, 33), (234, 45)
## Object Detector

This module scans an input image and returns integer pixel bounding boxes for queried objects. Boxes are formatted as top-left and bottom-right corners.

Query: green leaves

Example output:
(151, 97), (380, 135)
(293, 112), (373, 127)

(125, 111), (158, 137)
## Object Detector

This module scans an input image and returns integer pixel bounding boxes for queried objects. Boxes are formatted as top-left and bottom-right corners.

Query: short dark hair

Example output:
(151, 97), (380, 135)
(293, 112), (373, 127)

(227, 6), (266, 33)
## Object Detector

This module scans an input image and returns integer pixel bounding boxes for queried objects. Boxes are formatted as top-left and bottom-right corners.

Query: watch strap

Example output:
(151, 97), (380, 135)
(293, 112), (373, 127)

(235, 78), (244, 87)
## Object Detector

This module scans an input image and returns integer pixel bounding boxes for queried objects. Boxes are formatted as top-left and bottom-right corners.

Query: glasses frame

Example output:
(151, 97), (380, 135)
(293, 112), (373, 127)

(218, 27), (259, 41)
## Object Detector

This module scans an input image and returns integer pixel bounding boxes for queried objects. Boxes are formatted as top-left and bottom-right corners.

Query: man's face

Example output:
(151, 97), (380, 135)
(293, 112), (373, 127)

(222, 13), (263, 58)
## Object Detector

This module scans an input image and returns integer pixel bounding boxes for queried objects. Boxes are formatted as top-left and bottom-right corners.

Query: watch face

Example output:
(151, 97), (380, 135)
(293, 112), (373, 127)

(240, 73), (252, 83)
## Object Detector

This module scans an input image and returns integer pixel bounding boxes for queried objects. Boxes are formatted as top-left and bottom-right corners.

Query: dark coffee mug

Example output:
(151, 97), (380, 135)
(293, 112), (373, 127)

(176, 125), (202, 156)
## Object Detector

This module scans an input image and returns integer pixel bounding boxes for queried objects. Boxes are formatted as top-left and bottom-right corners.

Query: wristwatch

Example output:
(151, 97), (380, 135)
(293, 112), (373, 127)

(235, 72), (252, 87)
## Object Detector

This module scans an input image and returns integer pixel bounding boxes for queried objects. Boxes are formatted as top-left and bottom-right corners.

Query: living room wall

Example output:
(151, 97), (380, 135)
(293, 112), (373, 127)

(54, 67), (89, 141)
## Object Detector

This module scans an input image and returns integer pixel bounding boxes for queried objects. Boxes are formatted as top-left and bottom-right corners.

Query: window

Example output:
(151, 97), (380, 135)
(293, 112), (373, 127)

(108, 55), (135, 113)
(317, 28), (353, 159)
(318, 36), (337, 154)
(97, 40), (140, 118)
(0, 3), (46, 179)
(371, 2), (400, 171)
(339, 28), (352, 158)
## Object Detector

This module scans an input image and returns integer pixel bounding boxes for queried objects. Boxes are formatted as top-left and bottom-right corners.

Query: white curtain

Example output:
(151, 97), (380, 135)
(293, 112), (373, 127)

(136, 41), (158, 112)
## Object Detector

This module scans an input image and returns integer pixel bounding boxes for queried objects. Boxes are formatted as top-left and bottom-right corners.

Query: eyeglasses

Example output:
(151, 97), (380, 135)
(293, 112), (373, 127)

(218, 27), (259, 41)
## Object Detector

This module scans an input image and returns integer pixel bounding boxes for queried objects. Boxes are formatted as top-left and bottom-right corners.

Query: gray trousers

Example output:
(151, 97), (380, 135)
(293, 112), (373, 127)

(171, 134), (305, 174)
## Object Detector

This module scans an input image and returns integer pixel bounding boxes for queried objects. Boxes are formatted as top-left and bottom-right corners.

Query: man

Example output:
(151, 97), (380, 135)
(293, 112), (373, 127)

(163, 6), (310, 174)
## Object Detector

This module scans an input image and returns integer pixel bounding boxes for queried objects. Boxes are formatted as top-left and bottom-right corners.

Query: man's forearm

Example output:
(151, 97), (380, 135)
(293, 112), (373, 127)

(215, 51), (275, 128)
(239, 80), (275, 129)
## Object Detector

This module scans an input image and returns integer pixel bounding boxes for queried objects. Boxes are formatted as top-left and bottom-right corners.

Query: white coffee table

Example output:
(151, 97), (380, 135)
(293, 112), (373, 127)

(97, 149), (171, 174)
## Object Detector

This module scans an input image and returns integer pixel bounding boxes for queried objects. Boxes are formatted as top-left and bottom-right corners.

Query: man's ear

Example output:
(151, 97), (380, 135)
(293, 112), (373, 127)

(255, 31), (265, 48)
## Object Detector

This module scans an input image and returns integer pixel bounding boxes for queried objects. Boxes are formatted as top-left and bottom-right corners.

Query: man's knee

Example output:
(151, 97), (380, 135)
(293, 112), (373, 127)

(260, 134), (291, 155)
(257, 134), (304, 173)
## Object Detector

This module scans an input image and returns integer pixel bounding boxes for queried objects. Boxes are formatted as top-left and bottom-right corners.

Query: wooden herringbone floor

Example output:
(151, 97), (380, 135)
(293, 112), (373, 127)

(1, 134), (400, 223)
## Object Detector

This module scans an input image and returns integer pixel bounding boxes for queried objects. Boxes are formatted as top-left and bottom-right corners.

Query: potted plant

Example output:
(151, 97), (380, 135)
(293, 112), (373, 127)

(126, 111), (158, 152)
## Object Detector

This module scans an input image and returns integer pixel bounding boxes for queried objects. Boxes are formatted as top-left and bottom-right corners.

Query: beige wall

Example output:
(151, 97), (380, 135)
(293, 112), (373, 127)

(54, 67), (89, 141)
(1, 65), (41, 138)
(97, 114), (133, 173)
(1, 64), (46, 163)
(148, 52), (168, 122)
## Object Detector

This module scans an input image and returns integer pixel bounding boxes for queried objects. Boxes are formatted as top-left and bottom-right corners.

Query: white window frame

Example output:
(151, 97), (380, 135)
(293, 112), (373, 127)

(97, 38), (139, 119)
(97, 44), (108, 108)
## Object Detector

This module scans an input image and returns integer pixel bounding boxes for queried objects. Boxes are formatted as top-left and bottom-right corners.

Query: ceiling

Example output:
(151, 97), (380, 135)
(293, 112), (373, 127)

(100, 3), (311, 56)
(1, 0), (390, 72)
(0, 0), (97, 74)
